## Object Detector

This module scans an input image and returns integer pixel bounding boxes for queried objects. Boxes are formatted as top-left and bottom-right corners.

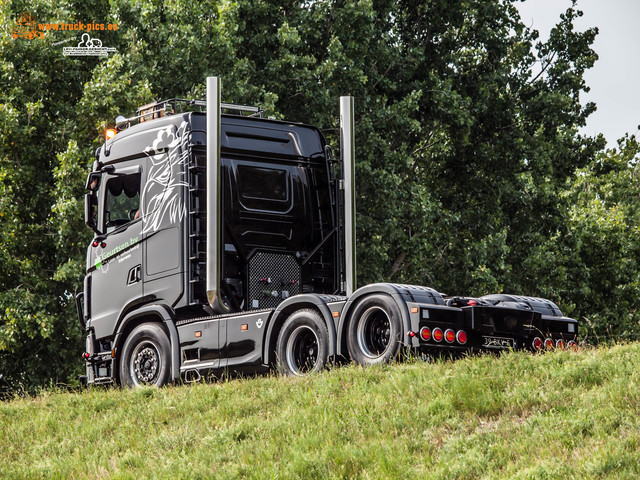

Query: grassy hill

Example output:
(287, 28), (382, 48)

(1, 344), (639, 479)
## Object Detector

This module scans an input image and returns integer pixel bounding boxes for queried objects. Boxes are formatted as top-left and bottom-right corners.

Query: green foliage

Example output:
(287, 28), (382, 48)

(0, 0), (635, 389)
(529, 137), (640, 340)
(1, 345), (640, 478)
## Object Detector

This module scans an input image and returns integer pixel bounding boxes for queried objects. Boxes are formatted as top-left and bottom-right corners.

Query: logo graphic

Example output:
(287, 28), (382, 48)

(256, 318), (264, 329)
(94, 237), (139, 273)
(12, 13), (45, 40)
(63, 33), (116, 57)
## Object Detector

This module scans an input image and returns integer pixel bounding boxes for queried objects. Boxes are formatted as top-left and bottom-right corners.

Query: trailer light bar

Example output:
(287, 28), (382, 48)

(420, 327), (431, 341)
(456, 330), (467, 345)
(433, 328), (443, 342)
(544, 338), (554, 350)
(444, 329), (455, 344)
(532, 337), (543, 350)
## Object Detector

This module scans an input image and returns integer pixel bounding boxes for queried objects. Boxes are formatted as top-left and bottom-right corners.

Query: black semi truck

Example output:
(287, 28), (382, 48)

(77, 77), (578, 387)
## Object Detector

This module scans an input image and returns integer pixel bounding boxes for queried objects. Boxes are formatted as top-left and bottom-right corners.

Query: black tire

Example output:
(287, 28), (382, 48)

(276, 309), (328, 376)
(346, 294), (403, 366)
(119, 323), (171, 388)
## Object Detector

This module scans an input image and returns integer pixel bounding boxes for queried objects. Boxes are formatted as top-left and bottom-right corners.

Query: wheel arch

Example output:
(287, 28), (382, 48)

(114, 304), (180, 384)
(263, 294), (338, 367)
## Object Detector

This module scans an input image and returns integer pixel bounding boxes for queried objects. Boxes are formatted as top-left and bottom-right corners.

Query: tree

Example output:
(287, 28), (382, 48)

(527, 136), (640, 340)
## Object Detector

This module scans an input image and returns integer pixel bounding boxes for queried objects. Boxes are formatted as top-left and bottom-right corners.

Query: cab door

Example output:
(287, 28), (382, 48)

(88, 160), (144, 339)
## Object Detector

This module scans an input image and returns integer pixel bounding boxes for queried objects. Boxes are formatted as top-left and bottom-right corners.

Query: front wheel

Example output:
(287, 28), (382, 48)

(276, 309), (328, 376)
(346, 294), (403, 366)
(119, 323), (171, 388)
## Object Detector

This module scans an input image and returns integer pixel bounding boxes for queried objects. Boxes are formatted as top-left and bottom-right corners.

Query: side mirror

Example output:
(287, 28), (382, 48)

(85, 172), (102, 191)
(84, 193), (101, 235)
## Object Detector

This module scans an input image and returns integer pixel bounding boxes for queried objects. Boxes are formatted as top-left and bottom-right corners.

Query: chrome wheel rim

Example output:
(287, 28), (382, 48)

(130, 340), (161, 386)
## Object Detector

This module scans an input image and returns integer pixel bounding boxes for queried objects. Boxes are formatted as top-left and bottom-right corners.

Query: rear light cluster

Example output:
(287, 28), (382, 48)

(419, 327), (467, 345)
(532, 337), (579, 352)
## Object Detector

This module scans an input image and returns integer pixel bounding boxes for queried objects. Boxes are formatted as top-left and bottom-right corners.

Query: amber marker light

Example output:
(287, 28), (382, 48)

(410, 307), (419, 314)
(105, 128), (117, 140)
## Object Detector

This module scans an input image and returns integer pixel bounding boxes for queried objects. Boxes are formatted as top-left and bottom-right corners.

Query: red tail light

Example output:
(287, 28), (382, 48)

(456, 330), (467, 345)
(532, 337), (543, 350)
(420, 327), (431, 341)
(567, 340), (578, 351)
(467, 299), (477, 306)
(82, 352), (90, 359)
(556, 339), (567, 350)
(433, 328), (443, 342)
(544, 338), (554, 350)
(444, 329), (455, 343)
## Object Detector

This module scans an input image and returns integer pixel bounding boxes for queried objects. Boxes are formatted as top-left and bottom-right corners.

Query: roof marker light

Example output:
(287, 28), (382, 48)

(105, 128), (117, 140)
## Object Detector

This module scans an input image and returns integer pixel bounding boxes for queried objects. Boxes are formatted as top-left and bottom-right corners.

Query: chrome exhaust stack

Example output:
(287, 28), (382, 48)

(340, 96), (356, 296)
(206, 76), (230, 313)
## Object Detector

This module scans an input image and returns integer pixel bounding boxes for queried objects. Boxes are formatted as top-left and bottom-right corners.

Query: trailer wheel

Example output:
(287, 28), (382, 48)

(276, 309), (328, 376)
(119, 323), (171, 388)
(347, 294), (403, 366)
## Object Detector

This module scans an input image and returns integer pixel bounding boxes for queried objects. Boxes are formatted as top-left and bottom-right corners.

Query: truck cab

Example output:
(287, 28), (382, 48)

(80, 97), (343, 384)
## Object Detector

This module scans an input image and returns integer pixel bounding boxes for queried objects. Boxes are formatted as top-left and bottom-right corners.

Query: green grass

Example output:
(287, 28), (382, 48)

(1, 344), (640, 479)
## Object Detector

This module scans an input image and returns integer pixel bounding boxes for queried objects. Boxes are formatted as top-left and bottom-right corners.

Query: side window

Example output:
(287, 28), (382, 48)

(103, 173), (141, 233)
(236, 164), (291, 213)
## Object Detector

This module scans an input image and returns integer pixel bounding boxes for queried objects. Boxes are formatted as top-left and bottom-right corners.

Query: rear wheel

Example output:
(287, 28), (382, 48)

(347, 294), (403, 366)
(119, 323), (171, 388)
(276, 309), (328, 376)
